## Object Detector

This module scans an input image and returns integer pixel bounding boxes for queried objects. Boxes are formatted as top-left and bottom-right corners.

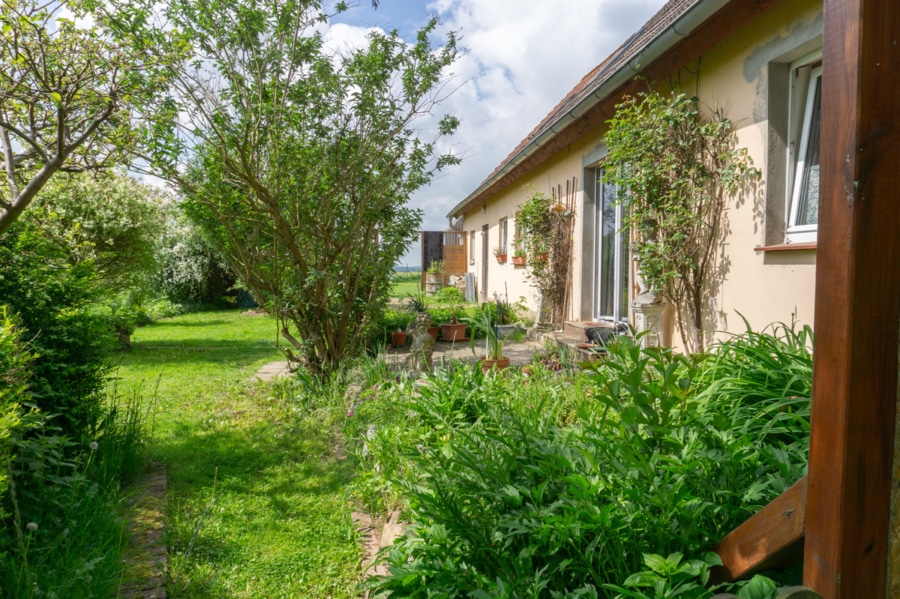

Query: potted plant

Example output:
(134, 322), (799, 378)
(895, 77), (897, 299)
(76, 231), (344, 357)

(512, 248), (527, 266)
(426, 260), (444, 283)
(405, 292), (428, 314)
(390, 329), (408, 347)
(440, 304), (467, 342)
(493, 247), (508, 263)
(469, 303), (509, 373)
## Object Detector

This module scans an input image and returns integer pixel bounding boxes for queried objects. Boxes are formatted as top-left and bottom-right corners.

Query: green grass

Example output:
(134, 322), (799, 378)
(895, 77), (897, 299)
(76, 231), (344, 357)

(389, 271), (421, 298)
(113, 310), (363, 598)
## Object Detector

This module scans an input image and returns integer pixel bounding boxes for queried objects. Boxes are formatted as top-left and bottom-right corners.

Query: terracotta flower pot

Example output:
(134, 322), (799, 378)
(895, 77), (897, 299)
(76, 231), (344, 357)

(512, 255), (527, 266)
(441, 322), (467, 342)
(390, 331), (408, 347)
(495, 254), (508, 263)
(428, 326), (439, 341)
(481, 357), (510, 373)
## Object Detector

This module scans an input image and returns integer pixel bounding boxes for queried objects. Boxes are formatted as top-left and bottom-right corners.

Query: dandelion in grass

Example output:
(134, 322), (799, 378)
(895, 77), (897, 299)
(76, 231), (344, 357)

(26, 522), (38, 532)
(89, 441), (98, 451)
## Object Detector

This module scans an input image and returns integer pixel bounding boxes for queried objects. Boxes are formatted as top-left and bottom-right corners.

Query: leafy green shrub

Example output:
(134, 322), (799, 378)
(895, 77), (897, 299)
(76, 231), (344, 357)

(155, 206), (236, 308)
(0, 224), (114, 438)
(604, 553), (779, 599)
(0, 308), (37, 523)
(0, 308), (153, 597)
(434, 286), (464, 304)
(352, 324), (811, 597)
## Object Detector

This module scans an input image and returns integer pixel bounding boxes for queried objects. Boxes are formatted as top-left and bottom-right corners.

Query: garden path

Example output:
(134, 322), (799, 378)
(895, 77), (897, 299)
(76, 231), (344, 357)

(251, 338), (547, 381)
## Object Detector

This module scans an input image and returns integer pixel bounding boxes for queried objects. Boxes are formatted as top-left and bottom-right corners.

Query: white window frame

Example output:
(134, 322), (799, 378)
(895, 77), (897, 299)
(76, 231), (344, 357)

(786, 50), (822, 244)
(498, 218), (508, 254)
(593, 167), (629, 323)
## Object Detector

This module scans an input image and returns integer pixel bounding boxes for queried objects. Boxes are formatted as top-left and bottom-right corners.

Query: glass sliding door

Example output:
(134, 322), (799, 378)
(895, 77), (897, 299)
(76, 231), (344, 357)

(593, 168), (629, 322)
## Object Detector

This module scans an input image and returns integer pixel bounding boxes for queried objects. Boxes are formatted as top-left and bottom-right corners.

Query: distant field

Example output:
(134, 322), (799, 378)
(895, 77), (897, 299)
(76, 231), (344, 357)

(391, 271), (421, 298)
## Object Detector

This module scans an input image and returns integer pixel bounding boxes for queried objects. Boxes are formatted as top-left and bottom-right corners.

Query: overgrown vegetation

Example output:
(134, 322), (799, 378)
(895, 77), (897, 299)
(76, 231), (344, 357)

(346, 323), (812, 597)
(603, 88), (760, 352)
(144, 0), (461, 374)
(517, 189), (576, 328)
(0, 306), (154, 597)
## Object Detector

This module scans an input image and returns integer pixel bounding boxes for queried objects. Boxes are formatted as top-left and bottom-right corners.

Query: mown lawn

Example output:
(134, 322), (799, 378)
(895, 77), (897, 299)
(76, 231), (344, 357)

(112, 310), (363, 598)
(389, 271), (421, 298)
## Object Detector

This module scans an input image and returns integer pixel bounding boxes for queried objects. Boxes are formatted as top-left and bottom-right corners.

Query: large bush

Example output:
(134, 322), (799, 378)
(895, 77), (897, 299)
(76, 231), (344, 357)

(0, 222), (114, 438)
(348, 324), (811, 597)
(0, 305), (151, 597)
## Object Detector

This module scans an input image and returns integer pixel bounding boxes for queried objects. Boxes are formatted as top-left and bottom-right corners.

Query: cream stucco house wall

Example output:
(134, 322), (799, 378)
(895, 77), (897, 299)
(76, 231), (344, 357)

(449, 0), (823, 351)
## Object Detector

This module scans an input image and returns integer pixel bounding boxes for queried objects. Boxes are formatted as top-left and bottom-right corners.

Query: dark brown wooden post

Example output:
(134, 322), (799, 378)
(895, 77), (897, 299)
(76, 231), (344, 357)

(803, 0), (900, 596)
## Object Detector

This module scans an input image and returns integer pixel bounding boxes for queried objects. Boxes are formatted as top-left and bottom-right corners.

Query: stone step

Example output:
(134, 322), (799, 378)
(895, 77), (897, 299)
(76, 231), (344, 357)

(547, 332), (608, 362)
(563, 320), (617, 341)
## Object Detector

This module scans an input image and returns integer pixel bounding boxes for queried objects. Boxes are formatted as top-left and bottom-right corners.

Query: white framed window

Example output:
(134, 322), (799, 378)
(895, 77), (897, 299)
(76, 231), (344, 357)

(786, 51), (822, 243)
(513, 212), (523, 250)
(594, 168), (629, 323)
(498, 218), (508, 254)
(469, 230), (476, 264)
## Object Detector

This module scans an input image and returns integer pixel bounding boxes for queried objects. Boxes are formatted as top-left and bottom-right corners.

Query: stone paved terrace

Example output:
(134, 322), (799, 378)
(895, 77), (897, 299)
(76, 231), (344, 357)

(382, 337), (547, 369)
(251, 337), (548, 382)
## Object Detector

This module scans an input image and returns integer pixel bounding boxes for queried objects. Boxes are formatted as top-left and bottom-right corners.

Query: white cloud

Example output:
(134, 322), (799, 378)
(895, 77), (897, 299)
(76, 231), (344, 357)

(329, 0), (669, 265)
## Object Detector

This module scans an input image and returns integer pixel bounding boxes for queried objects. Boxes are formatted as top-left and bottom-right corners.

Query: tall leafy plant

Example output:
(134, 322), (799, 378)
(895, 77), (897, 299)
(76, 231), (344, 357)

(152, 0), (460, 372)
(603, 88), (759, 352)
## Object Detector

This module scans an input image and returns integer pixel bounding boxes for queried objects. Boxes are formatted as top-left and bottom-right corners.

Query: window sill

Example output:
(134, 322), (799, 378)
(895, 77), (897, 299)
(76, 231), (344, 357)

(754, 242), (817, 252)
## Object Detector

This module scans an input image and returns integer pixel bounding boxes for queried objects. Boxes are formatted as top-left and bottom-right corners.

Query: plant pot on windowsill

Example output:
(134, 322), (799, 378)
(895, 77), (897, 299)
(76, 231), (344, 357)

(536, 253), (549, 263)
(495, 254), (508, 263)
(441, 322), (467, 342)
(512, 254), (526, 266)
(390, 331), (408, 347)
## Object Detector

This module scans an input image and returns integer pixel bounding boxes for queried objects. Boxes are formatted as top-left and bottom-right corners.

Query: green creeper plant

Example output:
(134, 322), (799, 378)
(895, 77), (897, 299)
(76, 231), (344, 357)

(517, 189), (573, 327)
(603, 88), (760, 352)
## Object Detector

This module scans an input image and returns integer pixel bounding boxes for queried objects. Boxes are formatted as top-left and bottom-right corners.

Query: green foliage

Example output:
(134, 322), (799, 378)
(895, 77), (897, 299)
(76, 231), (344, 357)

(0, 390), (152, 598)
(350, 324), (811, 597)
(603, 552), (779, 599)
(603, 88), (760, 352)
(434, 286), (464, 305)
(516, 190), (574, 326)
(154, 205), (234, 308)
(0, 222), (114, 438)
(427, 260), (445, 274)
(0, 308), (154, 597)
(153, 0), (461, 372)
(0, 308), (36, 523)
(28, 172), (164, 293)
(0, 0), (186, 234)
(467, 303), (506, 360)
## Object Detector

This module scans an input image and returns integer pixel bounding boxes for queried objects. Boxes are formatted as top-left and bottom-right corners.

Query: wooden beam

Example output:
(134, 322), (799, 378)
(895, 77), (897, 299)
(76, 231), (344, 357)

(714, 476), (807, 582)
(803, 0), (900, 596)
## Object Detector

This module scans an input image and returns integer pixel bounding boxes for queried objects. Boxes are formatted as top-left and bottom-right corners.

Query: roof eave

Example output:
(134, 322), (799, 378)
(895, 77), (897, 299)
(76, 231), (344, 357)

(446, 0), (731, 221)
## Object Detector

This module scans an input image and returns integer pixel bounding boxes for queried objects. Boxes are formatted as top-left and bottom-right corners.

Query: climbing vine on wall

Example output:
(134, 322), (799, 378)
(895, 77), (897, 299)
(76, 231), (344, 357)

(603, 88), (760, 352)
(517, 189), (575, 328)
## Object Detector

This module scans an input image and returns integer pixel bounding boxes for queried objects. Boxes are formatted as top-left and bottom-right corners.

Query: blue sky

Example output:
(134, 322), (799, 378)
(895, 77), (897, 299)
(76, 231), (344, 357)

(328, 0), (670, 267)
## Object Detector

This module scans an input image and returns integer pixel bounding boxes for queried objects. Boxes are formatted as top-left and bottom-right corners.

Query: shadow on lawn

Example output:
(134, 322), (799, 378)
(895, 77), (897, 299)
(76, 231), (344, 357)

(123, 344), (281, 366)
